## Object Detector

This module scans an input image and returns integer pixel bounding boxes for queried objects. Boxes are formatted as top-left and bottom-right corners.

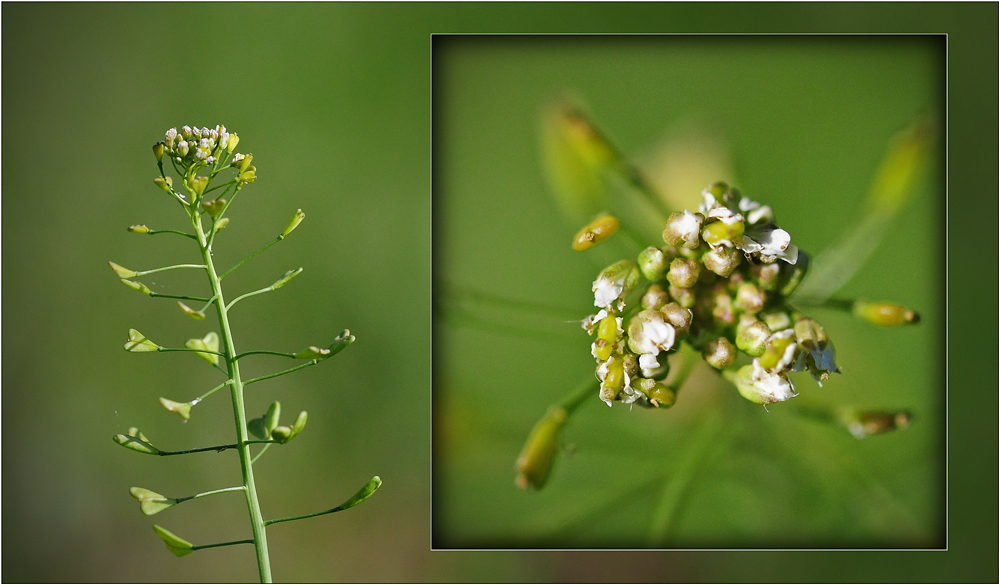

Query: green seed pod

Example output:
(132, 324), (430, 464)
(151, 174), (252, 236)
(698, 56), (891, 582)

(599, 356), (627, 404)
(702, 337), (736, 369)
(264, 402), (282, 436)
(853, 301), (920, 326)
(152, 141), (165, 162)
(113, 427), (159, 455)
(702, 246), (742, 277)
(837, 408), (912, 439)
(124, 328), (159, 352)
(153, 176), (173, 192)
(338, 476), (382, 510)
(637, 246), (668, 281)
(662, 210), (704, 249)
(185, 332), (220, 365)
(735, 282), (766, 315)
(666, 257), (700, 289)
(152, 525), (194, 557)
(572, 214), (620, 251)
(158, 398), (193, 421)
(177, 301), (206, 320)
(281, 209), (306, 238)
(109, 261), (137, 278)
(130, 487), (177, 516)
(201, 198), (226, 219)
(641, 283), (670, 310)
(120, 279), (152, 295)
(515, 406), (566, 490)
(127, 224), (150, 234)
(294, 346), (331, 359)
(632, 378), (677, 408)
(271, 267), (303, 290)
(592, 313), (621, 361)
(190, 175), (209, 197)
(215, 217), (230, 231)
(736, 320), (771, 357)
(238, 170), (256, 184)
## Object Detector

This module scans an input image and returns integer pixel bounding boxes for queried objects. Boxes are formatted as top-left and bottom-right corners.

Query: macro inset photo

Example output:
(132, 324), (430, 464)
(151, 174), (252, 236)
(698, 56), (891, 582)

(432, 34), (945, 549)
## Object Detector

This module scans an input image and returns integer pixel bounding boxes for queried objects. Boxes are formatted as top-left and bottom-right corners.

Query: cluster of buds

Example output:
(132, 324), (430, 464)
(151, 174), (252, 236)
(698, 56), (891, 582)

(583, 181), (840, 408)
(153, 125), (256, 206)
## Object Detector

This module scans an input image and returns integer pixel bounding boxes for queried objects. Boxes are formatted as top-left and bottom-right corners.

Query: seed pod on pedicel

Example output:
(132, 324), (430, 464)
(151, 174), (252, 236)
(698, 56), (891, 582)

(853, 301), (920, 326)
(572, 214), (620, 251)
(515, 406), (567, 490)
(281, 209), (306, 238)
(130, 487), (177, 516)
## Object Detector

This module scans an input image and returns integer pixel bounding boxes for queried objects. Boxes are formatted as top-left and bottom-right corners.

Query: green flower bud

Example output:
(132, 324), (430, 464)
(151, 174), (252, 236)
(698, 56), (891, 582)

(702, 218), (745, 246)
(158, 398), (193, 421)
(120, 279), (152, 295)
(130, 487), (177, 516)
(190, 175), (209, 197)
(637, 246), (668, 281)
(573, 214), (620, 251)
(177, 301), (206, 320)
(180, 125), (193, 139)
(666, 257), (700, 289)
(153, 525), (195, 557)
(185, 332), (220, 365)
(662, 210), (704, 249)
(239, 153), (253, 173)
(853, 301), (920, 326)
(736, 320), (771, 357)
(227, 133), (239, 152)
(113, 427), (159, 455)
(735, 282), (766, 315)
(176, 140), (189, 156)
(762, 311), (792, 332)
(215, 217), (230, 231)
(153, 141), (165, 162)
(702, 246), (742, 277)
(593, 260), (640, 309)
(660, 302), (693, 339)
(271, 267), (303, 290)
(337, 476), (382, 510)
(641, 283), (670, 310)
(515, 406), (567, 490)
(153, 176), (173, 192)
(109, 261), (137, 278)
(127, 225), (150, 234)
(238, 170), (256, 184)
(631, 378), (677, 408)
(702, 337), (736, 369)
(668, 285), (695, 309)
(281, 209), (306, 238)
(124, 329), (159, 352)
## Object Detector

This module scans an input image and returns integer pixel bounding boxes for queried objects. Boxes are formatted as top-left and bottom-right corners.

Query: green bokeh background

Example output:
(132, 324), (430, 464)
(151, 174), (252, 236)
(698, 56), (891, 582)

(2, 3), (996, 583)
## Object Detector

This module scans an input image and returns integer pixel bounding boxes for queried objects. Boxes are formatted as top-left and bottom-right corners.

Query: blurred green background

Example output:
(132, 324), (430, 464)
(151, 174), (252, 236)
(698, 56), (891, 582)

(434, 34), (946, 547)
(2, 3), (995, 583)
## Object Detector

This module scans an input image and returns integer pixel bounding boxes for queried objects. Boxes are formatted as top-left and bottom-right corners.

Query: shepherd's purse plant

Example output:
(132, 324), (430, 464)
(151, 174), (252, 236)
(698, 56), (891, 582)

(111, 125), (380, 582)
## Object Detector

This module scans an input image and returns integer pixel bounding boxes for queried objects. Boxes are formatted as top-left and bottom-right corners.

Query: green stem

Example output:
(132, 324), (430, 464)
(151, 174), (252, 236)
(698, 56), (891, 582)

(175, 485), (246, 504)
(146, 229), (197, 240)
(192, 538), (255, 551)
(243, 359), (324, 386)
(264, 506), (346, 527)
(194, 380), (234, 404)
(559, 377), (599, 415)
(226, 286), (274, 311)
(193, 214), (272, 583)
(157, 440), (275, 456)
(250, 443), (272, 465)
(157, 347), (227, 358)
(220, 235), (279, 280)
(149, 292), (212, 302)
(233, 350), (298, 361)
(135, 264), (206, 277)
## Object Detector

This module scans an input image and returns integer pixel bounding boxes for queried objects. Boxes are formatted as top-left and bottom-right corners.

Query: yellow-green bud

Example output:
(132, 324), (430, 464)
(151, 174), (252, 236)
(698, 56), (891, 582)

(736, 320), (771, 356)
(702, 337), (736, 369)
(572, 214), (620, 251)
(598, 356), (627, 404)
(127, 225), (150, 234)
(641, 283), (670, 310)
(239, 153), (253, 173)
(762, 311), (792, 332)
(153, 176), (173, 192)
(153, 141), (165, 162)
(121, 279), (152, 295)
(702, 246), (742, 277)
(108, 261), (137, 278)
(158, 398), (193, 421)
(593, 314), (621, 362)
(853, 301), (920, 326)
(702, 218), (745, 246)
(666, 257), (700, 289)
(735, 282), (766, 315)
(281, 209), (306, 238)
(190, 175), (209, 197)
(515, 406), (567, 490)
(227, 133), (239, 152)
(637, 246), (668, 281)
(632, 378), (677, 408)
(237, 169), (256, 184)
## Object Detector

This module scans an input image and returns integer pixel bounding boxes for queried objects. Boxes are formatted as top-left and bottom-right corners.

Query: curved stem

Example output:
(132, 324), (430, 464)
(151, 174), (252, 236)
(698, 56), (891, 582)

(220, 236), (280, 280)
(146, 229), (197, 240)
(243, 359), (324, 386)
(194, 380), (234, 404)
(175, 485), (246, 504)
(250, 443), (272, 465)
(225, 286), (273, 311)
(193, 215), (272, 582)
(135, 264), (207, 277)
(157, 347), (227, 358)
(149, 292), (212, 302)
(264, 506), (347, 527)
(233, 350), (298, 361)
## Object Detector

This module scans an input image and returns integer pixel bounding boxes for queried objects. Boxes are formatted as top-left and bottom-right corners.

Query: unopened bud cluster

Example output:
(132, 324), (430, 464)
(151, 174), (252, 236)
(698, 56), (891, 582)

(155, 125), (256, 205)
(583, 182), (840, 408)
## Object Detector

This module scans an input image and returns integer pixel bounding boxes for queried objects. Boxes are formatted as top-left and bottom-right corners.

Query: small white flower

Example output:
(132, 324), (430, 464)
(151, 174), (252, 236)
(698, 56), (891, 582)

(699, 187), (721, 214)
(581, 309), (608, 334)
(706, 205), (743, 225)
(738, 197), (773, 225)
(663, 210), (703, 249)
(233, 153), (245, 163)
(194, 145), (211, 160)
(627, 310), (676, 356)
(592, 260), (638, 309)
(733, 363), (797, 405)
(736, 226), (799, 264)
(593, 278), (624, 308)
(165, 128), (177, 142)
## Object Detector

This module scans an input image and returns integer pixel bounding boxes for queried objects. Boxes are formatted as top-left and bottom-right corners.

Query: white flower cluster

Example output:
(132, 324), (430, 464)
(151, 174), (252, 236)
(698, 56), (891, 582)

(162, 125), (238, 167)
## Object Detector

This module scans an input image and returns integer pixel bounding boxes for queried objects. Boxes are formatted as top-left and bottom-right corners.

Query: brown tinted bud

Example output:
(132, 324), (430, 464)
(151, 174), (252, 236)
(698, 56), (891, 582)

(641, 284), (670, 311)
(572, 214), (620, 251)
(702, 246), (742, 277)
(668, 285), (696, 309)
(736, 320), (771, 356)
(660, 302), (692, 338)
(702, 337), (736, 369)
(751, 262), (781, 291)
(735, 283), (766, 314)
(666, 257), (700, 288)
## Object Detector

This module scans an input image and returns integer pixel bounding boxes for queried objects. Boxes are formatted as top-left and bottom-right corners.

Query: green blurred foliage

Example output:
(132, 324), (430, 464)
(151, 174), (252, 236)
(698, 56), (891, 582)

(433, 35), (948, 548)
(2, 3), (996, 584)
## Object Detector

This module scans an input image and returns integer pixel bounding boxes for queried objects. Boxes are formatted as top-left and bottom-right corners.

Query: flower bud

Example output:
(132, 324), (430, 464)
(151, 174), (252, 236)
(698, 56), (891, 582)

(271, 267), (303, 290)
(515, 406), (566, 490)
(750, 262), (781, 291)
(239, 153), (253, 173)
(660, 302), (692, 338)
(637, 246), (668, 281)
(238, 170), (256, 184)
(158, 398), (193, 421)
(164, 128), (177, 148)
(180, 125), (193, 139)
(153, 176), (173, 192)
(710, 287), (737, 327)
(572, 214), (619, 251)
(626, 309), (676, 357)
(109, 261), (137, 278)
(632, 378), (677, 408)
(762, 310), (792, 332)
(177, 301), (206, 320)
(227, 133), (239, 152)
(641, 283), (670, 310)
(702, 245), (742, 277)
(736, 320), (771, 357)
(666, 257), (700, 288)
(130, 487), (177, 516)
(735, 282), (766, 315)
(668, 285), (695, 309)
(281, 209), (306, 238)
(152, 525), (194, 557)
(176, 140), (190, 156)
(152, 141), (165, 162)
(121, 279), (152, 295)
(702, 337), (736, 369)
(215, 217), (230, 231)
(702, 218), (745, 246)
(185, 332), (220, 365)
(853, 301), (920, 326)
(592, 260), (640, 309)
(338, 476), (382, 510)
(662, 210), (704, 249)
(127, 225), (150, 234)
(113, 427), (159, 455)
(728, 364), (796, 405)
